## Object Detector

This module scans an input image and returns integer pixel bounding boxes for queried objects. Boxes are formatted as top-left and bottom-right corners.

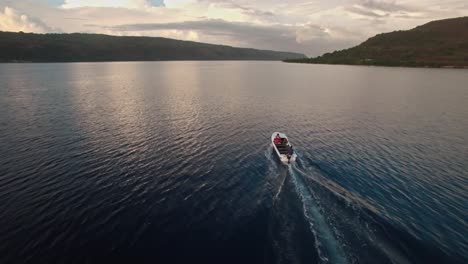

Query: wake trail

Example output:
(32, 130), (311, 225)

(273, 171), (287, 201)
(264, 145), (287, 203)
(288, 164), (348, 264)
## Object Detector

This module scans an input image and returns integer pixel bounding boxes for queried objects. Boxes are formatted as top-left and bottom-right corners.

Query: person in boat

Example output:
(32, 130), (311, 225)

(274, 133), (282, 145)
(288, 145), (294, 156)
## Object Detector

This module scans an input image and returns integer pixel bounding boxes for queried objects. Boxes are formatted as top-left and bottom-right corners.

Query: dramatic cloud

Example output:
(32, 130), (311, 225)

(102, 19), (295, 49)
(106, 19), (284, 37)
(359, 0), (414, 12)
(62, 0), (165, 8)
(295, 23), (330, 43)
(91, 18), (357, 55)
(197, 0), (274, 18)
(346, 0), (421, 18)
(0, 6), (51, 32)
(0, 0), (467, 56)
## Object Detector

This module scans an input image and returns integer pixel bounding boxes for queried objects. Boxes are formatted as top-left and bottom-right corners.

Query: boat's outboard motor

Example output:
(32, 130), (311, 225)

(287, 145), (294, 164)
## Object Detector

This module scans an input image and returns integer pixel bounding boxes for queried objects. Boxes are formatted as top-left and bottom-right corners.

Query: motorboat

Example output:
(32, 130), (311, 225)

(271, 132), (297, 165)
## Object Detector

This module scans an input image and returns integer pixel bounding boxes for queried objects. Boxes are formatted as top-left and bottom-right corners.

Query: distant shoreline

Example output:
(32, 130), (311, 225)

(2, 60), (467, 69)
(0, 31), (305, 62)
(283, 60), (468, 69)
(0, 59), (288, 63)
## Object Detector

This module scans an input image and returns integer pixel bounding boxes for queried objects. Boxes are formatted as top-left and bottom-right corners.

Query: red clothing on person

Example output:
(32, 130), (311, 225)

(274, 136), (281, 144)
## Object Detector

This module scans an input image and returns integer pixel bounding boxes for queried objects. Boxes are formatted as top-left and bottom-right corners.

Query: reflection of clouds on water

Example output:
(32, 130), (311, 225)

(67, 62), (156, 167)
(160, 61), (203, 139)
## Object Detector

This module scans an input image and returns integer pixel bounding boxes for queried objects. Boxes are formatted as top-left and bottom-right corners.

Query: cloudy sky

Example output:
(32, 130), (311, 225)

(0, 0), (467, 56)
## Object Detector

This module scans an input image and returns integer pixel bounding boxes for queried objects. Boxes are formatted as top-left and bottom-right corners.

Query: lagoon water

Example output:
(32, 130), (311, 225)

(0, 61), (467, 264)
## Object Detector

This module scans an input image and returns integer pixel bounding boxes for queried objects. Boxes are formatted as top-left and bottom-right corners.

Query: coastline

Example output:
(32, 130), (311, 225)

(283, 60), (468, 69)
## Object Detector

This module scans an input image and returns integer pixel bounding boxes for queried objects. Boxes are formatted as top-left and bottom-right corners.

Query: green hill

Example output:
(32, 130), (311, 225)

(0, 31), (305, 62)
(285, 17), (468, 68)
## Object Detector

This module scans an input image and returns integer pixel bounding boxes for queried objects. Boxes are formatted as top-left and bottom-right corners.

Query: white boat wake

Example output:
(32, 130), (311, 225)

(288, 164), (348, 264)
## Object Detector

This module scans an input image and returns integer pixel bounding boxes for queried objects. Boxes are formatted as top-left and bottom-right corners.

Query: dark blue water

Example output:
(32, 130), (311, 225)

(0, 61), (467, 264)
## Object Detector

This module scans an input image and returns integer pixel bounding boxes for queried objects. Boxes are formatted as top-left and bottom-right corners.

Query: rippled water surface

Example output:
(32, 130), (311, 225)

(0, 61), (467, 264)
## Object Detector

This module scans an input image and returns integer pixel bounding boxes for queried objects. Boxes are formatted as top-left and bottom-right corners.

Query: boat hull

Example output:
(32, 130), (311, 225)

(271, 132), (297, 165)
